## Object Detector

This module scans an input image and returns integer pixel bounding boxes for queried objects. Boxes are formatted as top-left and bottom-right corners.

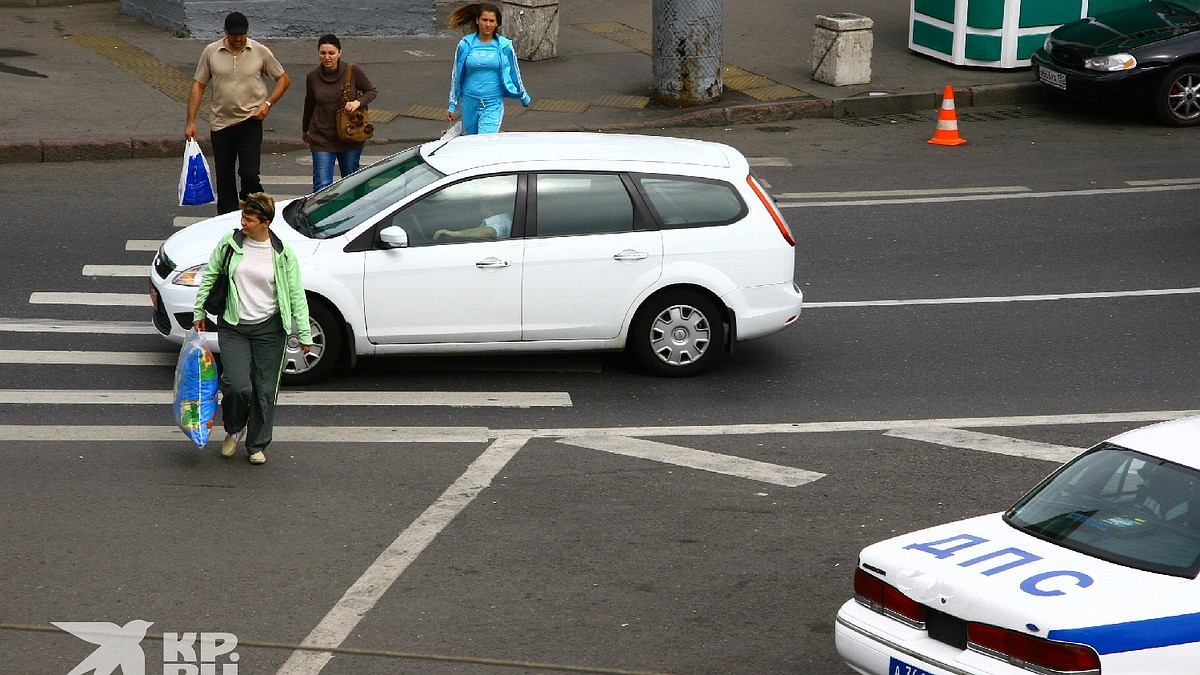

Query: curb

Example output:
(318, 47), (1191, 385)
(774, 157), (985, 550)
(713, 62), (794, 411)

(0, 82), (1046, 165)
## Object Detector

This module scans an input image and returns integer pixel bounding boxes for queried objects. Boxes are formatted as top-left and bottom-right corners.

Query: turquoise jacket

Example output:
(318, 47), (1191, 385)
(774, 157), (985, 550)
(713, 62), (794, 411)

(193, 229), (313, 345)
(447, 33), (532, 112)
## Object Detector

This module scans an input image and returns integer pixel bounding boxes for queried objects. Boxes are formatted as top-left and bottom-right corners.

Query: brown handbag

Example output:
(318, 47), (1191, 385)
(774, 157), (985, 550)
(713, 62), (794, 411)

(335, 64), (373, 143)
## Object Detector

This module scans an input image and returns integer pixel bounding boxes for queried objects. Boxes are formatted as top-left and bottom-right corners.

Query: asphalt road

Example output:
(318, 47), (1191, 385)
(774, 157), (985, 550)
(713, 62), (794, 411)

(0, 102), (1197, 674)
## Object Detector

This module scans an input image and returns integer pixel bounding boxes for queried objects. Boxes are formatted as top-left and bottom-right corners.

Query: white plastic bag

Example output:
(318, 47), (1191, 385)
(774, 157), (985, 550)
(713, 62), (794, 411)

(173, 329), (220, 447)
(179, 138), (216, 206)
(439, 120), (463, 141)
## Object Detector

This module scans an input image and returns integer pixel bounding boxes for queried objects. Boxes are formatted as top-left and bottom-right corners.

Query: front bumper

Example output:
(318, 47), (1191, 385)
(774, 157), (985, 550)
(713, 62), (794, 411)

(1031, 49), (1162, 101)
(149, 269), (221, 350)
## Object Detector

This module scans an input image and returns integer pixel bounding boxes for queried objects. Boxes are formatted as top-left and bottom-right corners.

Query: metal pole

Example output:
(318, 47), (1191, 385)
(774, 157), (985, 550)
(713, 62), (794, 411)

(652, 0), (723, 106)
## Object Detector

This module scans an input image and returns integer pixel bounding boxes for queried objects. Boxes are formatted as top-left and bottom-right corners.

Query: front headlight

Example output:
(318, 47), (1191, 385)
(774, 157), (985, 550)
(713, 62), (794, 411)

(172, 263), (207, 287)
(1043, 35), (1053, 53)
(1084, 53), (1137, 71)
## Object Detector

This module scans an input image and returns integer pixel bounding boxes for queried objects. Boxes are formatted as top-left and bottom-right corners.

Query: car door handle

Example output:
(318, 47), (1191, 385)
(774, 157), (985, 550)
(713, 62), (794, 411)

(475, 257), (511, 268)
(613, 250), (650, 261)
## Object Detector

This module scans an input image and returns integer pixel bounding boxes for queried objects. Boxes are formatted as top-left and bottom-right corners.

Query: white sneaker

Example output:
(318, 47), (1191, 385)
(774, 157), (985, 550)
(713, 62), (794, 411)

(220, 432), (240, 458)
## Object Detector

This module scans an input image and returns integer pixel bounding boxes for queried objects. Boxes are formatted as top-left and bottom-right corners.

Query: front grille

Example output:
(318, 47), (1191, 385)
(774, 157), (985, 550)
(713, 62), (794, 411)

(925, 606), (968, 649)
(153, 250), (175, 279)
(152, 297), (171, 335)
(1047, 43), (1089, 68)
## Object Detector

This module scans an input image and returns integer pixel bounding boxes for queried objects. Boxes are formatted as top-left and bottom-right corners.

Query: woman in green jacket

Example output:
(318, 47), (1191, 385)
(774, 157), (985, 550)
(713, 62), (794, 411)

(193, 192), (312, 465)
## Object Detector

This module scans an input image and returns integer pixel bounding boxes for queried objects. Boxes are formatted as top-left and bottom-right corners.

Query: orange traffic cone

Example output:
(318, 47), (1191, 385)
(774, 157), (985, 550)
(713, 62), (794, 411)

(928, 85), (967, 146)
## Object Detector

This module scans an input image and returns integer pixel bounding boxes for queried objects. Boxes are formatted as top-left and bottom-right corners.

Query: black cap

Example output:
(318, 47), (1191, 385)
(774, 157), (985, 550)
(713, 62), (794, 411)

(224, 11), (249, 35)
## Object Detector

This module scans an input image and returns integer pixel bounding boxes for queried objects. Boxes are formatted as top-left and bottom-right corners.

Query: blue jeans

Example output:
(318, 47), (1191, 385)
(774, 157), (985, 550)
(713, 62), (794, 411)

(312, 149), (363, 192)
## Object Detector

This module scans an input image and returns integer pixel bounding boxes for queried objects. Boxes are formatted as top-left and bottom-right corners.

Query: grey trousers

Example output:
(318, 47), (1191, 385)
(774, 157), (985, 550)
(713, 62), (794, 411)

(217, 315), (286, 454)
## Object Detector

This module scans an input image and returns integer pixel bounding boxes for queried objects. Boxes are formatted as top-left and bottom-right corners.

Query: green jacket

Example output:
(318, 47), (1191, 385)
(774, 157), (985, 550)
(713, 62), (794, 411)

(193, 229), (313, 345)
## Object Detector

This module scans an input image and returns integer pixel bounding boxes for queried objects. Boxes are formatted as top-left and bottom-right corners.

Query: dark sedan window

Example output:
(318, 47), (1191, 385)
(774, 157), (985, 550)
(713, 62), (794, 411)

(534, 173), (635, 236)
(1005, 445), (1200, 578)
(635, 176), (746, 229)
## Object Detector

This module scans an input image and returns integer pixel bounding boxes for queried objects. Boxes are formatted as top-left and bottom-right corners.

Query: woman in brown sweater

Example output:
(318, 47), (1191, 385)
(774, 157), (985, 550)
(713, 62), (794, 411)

(301, 34), (378, 192)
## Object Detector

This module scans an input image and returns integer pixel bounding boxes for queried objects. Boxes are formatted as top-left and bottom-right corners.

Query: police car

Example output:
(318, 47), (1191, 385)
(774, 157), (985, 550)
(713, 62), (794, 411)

(836, 416), (1200, 674)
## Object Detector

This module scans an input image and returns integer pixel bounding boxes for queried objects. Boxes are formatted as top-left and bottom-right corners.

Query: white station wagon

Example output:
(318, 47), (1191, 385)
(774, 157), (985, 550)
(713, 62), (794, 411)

(836, 416), (1200, 675)
(150, 132), (803, 383)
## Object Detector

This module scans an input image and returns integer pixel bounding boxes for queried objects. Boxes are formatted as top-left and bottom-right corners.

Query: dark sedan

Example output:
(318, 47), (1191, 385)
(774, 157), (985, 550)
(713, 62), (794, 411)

(1032, 0), (1200, 125)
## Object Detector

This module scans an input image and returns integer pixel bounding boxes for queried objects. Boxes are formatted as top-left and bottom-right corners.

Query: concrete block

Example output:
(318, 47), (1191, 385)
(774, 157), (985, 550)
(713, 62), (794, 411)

(812, 13), (873, 87)
(0, 141), (43, 164)
(503, 0), (559, 61)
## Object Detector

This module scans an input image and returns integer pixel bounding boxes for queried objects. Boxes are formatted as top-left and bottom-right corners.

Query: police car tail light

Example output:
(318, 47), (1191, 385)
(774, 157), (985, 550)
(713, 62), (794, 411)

(853, 568), (926, 628)
(746, 175), (796, 247)
(967, 623), (1100, 673)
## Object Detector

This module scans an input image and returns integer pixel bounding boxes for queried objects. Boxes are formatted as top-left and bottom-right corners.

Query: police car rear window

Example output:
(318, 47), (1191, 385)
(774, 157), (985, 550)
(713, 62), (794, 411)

(1005, 445), (1200, 578)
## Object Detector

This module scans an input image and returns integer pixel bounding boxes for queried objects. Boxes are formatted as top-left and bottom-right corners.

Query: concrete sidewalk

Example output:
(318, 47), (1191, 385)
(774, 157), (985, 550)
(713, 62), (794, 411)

(0, 0), (1043, 163)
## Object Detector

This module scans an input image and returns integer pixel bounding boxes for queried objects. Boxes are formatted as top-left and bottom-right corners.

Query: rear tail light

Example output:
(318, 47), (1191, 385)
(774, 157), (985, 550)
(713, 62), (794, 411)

(746, 175), (795, 247)
(967, 622), (1100, 673)
(853, 567), (926, 628)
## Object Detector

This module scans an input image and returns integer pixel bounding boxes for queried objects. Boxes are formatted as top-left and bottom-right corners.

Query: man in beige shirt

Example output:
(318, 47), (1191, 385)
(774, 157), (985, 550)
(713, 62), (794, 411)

(184, 12), (290, 214)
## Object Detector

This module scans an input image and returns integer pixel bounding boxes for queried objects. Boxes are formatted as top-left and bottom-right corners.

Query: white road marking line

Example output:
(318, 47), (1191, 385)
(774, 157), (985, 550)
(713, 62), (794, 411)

(748, 157), (792, 167)
(126, 240), (162, 252)
(0, 425), (488, 443)
(885, 427), (1081, 463)
(1126, 178), (1200, 186)
(559, 435), (825, 487)
(777, 182), (1200, 207)
(775, 186), (1030, 199)
(173, 216), (207, 228)
(0, 350), (174, 366)
(1, 411), (1195, 444)
(261, 175), (314, 185)
(276, 434), (530, 675)
(83, 264), (146, 277)
(0, 318), (157, 335)
(28, 292), (147, 307)
(805, 287), (1200, 308)
(0, 389), (572, 408)
(498, 410), (1200, 439)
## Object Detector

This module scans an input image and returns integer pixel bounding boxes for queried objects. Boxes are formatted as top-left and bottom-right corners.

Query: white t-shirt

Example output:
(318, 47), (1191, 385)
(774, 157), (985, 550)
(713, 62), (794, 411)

(234, 238), (278, 324)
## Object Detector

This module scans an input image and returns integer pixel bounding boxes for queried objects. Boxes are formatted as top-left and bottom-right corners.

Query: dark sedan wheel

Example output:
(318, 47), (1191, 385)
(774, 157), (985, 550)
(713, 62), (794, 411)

(282, 300), (341, 385)
(1155, 64), (1200, 126)
(629, 291), (725, 377)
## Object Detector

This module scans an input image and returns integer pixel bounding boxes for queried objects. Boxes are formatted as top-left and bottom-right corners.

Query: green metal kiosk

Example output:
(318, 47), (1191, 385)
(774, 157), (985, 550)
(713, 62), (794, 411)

(909, 0), (1148, 68)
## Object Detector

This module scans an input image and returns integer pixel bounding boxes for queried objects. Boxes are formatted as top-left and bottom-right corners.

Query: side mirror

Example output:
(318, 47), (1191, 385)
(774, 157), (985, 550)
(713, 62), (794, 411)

(378, 226), (409, 249)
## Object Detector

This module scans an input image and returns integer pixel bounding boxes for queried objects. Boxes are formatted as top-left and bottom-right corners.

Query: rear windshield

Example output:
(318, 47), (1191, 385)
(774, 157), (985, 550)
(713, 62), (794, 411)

(1004, 444), (1200, 578)
(284, 145), (443, 239)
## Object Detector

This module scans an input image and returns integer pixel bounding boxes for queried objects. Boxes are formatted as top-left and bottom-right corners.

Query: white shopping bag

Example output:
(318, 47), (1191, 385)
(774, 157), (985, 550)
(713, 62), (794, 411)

(439, 120), (463, 141)
(178, 138), (216, 206)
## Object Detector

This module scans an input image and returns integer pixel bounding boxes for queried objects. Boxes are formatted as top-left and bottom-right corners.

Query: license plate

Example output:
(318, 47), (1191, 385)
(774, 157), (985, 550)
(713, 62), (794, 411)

(888, 657), (937, 675)
(1038, 64), (1067, 90)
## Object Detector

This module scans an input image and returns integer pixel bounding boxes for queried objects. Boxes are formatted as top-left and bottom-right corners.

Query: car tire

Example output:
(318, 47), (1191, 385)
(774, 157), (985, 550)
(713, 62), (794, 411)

(1154, 64), (1200, 126)
(629, 291), (725, 377)
(282, 299), (342, 386)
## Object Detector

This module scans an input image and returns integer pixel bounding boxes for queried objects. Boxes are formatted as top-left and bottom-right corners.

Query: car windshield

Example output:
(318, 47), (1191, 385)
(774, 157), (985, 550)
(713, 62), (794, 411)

(1004, 444), (1200, 578)
(286, 145), (443, 239)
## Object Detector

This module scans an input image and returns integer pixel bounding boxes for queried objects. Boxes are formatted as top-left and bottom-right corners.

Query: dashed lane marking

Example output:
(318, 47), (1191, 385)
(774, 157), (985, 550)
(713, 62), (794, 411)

(0, 350), (174, 366)
(29, 292), (146, 307)
(0, 319), (157, 335)
(83, 265), (145, 278)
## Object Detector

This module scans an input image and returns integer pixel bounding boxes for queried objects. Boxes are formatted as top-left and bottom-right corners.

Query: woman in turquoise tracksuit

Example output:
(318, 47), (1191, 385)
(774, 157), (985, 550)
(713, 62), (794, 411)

(445, 3), (532, 134)
(193, 192), (312, 465)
